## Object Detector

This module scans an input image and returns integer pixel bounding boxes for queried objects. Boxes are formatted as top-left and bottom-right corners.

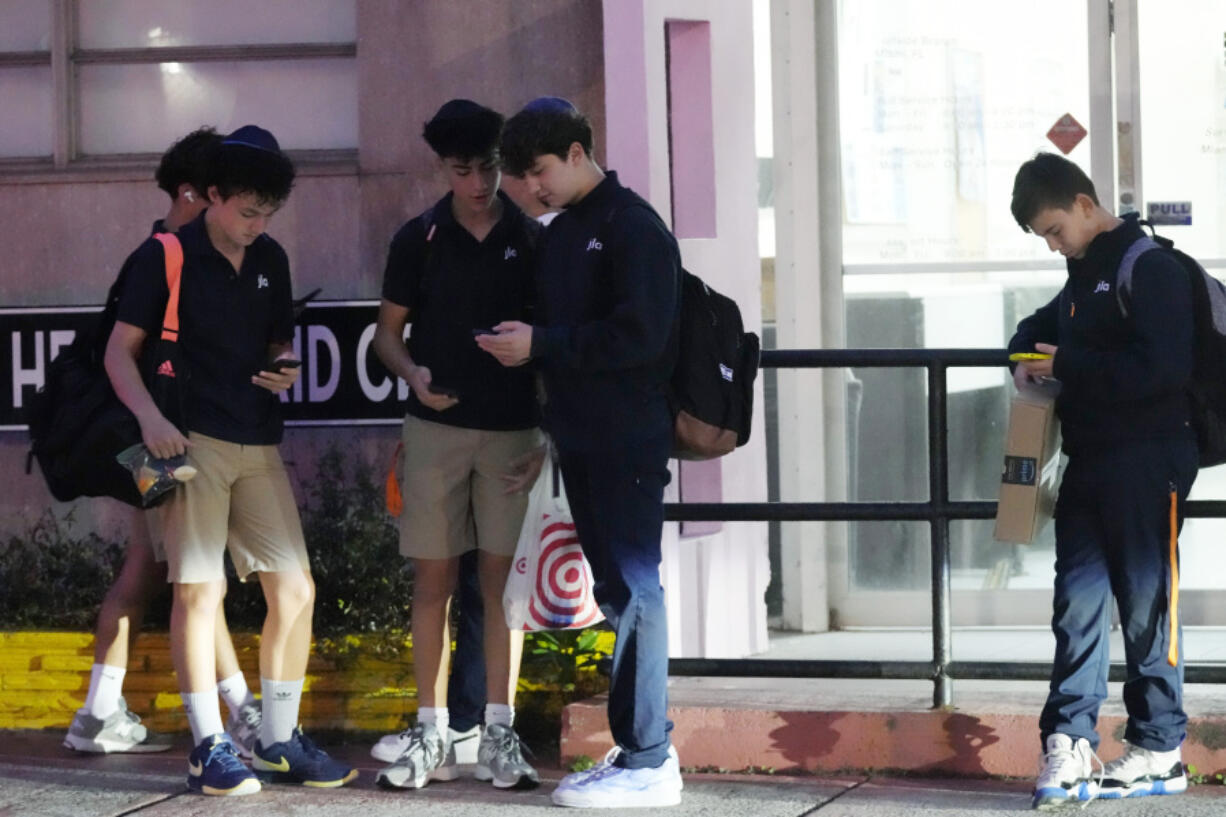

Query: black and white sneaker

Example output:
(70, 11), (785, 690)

(1099, 742), (1186, 799)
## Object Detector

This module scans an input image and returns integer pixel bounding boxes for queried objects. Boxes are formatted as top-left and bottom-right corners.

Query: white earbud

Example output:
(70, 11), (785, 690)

(184, 191), (195, 202)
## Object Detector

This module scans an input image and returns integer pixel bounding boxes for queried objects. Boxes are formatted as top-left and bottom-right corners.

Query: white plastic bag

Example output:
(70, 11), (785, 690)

(503, 454), (604, 631)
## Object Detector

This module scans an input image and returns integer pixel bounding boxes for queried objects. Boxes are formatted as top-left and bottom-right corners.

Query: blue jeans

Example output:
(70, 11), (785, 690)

(447, 549), (486, 732)
(558, 429), (673, 770)
(1040, 436), (1197, 751)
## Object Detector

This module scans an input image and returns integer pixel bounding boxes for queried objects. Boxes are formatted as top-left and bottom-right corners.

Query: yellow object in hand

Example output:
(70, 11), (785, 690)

(1008, 352), (1053, 361)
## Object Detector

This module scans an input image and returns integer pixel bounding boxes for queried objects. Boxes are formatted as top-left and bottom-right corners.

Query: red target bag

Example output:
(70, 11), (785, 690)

(503, 454), (605, 631)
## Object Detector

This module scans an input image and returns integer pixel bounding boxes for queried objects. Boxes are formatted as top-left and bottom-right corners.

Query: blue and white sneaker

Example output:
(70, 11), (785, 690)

(1032, 733), (1098, 811)
(186, 734), (260, 796)
(252, 728), (358, 788)
(552, 745), (682, 808)
(1099, 742), (1186, 799)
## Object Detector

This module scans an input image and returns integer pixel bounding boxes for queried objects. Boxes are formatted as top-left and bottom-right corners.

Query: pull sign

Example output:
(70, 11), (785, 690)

(1146, 201), (1192, 226)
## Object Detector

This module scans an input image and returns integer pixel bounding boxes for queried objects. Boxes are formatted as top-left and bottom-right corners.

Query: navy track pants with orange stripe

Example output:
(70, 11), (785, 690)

(1039, 436), (1198, 752)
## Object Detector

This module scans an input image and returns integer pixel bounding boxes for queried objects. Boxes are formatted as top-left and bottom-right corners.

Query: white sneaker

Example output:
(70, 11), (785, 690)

(1099, 741), (1186, 799)
(63, 699), (173, 753)
(475, 723), (539, 789)
(225, 700), (262, 760)
(375, 723), (455, 789)
(371, 724), (477, 767)
(449, 725), (480, 768)
(552, 745), (682, 808)
(1032, 733), (1098, 811)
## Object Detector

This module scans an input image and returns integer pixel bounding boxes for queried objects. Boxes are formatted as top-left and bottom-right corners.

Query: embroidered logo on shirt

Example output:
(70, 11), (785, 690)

(156, 360), (176, 378)
(257, 274), (269, 289)
(1094, 280), (1110, 294)
(504, 246), (518, 260)
(585, 238), (603, 252)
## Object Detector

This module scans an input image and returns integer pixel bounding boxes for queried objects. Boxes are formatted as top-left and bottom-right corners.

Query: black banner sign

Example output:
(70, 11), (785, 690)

(0, 300), (408, 430)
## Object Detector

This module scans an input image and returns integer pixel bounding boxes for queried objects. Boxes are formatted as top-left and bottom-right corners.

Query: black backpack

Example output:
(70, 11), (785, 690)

(1116, 222), (1226, 467)
(26, 234), (188, 506)
(600, 204), (760, 460)
(671, 270), (760, 459)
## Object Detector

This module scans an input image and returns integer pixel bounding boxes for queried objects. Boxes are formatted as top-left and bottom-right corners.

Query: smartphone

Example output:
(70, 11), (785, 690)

(472, 328), (496, 337)
(427, 383), (459, 399)
(271, 358), (302, 372)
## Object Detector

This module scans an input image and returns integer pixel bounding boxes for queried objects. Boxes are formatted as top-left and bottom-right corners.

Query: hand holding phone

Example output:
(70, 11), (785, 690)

(271, 358), (302, 372)
(472, 328), (496, 337)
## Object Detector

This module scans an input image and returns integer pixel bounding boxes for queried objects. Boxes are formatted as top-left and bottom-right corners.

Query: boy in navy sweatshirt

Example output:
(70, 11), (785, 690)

(483, 97), (683, 809)
(1008, 152), (1196, 810)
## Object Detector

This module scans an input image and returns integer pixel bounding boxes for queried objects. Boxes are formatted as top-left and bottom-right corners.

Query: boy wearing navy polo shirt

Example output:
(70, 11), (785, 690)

(65, 127), (262, 760)
(1009, 153), (1196, 809)
(371, 100), (541, 791)
(105, 125), (355, 796)
(485, 97), (683, 809)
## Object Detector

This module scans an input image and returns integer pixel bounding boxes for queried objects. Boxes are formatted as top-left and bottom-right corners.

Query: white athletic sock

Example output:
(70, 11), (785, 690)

(181, 689), (224, 745)
(84, 664), (126, 719)
(260, 678), (304, 746)
(216, 671), (256, 719)
(485, 703), (514, 728)
(417, 706), (449, 735)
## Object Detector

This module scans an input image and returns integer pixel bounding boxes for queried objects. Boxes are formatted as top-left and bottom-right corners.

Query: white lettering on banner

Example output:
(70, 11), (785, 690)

(356, 323), (392, 402)
(307, 325), (340, 403)
(49, 330), (74, 363)
(11, 330), (44, 409)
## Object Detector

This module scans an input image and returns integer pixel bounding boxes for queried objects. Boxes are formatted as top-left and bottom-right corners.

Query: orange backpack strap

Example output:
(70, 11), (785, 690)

(152, 233), (183, 342)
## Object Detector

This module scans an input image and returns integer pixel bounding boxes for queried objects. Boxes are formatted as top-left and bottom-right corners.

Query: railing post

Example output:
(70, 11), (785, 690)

(928, 361), (953, 709)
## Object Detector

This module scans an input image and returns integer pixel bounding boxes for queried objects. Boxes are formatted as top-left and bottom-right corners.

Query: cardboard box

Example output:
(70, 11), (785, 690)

(994, 383), (1062, 544)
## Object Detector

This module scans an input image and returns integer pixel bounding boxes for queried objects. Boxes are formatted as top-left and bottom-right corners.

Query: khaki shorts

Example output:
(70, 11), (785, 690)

(399, 415), (540, 560)
(157, 432), (310, 584)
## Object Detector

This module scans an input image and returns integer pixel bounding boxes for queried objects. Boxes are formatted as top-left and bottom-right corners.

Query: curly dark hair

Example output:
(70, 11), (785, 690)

(423, 99), (505, 161)
(155, 127), (220, 199)
(500, 104), (593, 176)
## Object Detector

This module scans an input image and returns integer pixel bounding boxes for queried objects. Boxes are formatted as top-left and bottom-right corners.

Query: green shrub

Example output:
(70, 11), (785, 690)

(0, 509), (125, 629)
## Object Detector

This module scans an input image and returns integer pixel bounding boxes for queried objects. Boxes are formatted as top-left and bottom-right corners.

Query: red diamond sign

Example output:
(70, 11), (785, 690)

(1047, 113), (1087, 155)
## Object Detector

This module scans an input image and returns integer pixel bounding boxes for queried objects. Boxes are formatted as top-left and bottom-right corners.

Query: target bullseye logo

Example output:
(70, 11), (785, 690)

(526, 513), (603, 630)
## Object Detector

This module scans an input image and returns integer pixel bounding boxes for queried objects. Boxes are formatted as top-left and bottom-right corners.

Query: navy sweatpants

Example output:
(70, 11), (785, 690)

(558, 428), (674, 769)
(1040, 436), (1198, 751)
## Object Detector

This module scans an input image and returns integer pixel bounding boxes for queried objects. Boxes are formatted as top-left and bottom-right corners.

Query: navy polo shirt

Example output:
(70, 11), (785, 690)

(382, 191), (539, 431)
(115, 211), (295, 445)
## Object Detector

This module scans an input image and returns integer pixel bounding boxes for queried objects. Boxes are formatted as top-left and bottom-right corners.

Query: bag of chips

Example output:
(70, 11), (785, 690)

(116, 443), (197, 507)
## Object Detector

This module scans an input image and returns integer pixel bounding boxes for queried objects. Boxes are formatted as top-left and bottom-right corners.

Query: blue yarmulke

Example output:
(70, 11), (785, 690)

(523, 96), (577, 114)
(221, 124), (280, 153)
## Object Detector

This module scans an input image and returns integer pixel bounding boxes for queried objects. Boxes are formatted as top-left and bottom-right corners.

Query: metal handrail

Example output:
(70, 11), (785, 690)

(662, 348), (1226, 707)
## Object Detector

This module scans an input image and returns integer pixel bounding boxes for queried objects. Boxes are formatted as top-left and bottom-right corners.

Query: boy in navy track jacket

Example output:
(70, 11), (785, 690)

(483, 97), (683, 810)
(1008, 152), (1196, 810)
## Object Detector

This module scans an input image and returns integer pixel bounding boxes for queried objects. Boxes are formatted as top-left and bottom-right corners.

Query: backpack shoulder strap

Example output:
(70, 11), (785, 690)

(152, 232), (183, 343)
(414, 203), (440, 311)
(1115, 235), (1161, 318)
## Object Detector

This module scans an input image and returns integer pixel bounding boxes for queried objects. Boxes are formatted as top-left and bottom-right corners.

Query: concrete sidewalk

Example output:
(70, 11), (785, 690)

(4, 731), (1226, 816)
